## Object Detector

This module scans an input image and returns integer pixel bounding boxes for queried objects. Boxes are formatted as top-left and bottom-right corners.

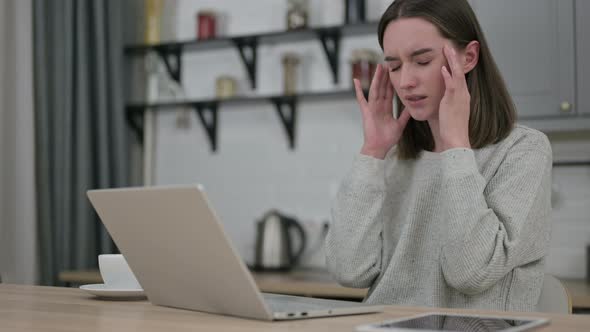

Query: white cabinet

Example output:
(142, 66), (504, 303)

(471, 0), (575, 118)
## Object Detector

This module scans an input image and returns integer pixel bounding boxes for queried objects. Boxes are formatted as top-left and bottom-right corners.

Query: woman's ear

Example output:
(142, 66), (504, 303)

(463, 40), (480, 74)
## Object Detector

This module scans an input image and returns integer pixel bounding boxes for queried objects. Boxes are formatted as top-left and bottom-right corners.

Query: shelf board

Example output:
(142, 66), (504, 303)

(552, 160), (590, 167)
(125, 89), (356, 112)
(123, 21), (379, 150)
(124, 21), (379, 55)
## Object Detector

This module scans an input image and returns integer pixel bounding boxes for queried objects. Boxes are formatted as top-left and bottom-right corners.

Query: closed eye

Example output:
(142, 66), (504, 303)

(390, 61), (430, 71)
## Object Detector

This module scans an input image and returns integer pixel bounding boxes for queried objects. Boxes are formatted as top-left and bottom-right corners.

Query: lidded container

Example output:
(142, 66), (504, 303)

(286, 0), (309, 30)
(144, 0), (163, 44)
(350, 49), (380, 91)
(215, 75), (237, 99)
(197, 10), (217, 40)
(282, 53), (301, 95)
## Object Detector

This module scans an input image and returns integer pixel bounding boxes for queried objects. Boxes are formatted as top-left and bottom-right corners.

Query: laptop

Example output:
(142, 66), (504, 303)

(87, 184), (382, 320)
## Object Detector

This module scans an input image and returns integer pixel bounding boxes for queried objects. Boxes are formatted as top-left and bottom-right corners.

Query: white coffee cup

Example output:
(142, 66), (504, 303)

(98, 254), (142, 290)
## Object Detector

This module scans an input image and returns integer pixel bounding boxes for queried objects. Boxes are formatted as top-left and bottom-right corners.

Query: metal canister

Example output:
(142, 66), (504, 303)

(197, 10), (216, 40)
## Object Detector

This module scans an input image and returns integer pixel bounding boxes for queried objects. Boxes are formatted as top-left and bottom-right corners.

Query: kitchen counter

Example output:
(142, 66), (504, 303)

(58, 269), (590, 310)
(560, 278), (590, 310)
(59, 268), (367, 300)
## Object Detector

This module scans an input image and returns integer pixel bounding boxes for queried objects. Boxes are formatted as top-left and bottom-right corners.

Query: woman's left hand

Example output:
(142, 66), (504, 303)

(439, 44), (471, 151)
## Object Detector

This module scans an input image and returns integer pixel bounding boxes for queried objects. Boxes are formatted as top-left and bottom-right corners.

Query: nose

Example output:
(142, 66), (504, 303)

(399, 66), (417, 90)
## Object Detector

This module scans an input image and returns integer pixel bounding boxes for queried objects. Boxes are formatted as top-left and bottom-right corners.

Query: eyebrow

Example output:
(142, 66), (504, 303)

(385, 48), (434, 62)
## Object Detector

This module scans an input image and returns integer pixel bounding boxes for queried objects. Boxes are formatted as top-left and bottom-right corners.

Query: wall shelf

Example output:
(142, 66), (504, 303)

(125, 21), (378, 88)
(126, 90), (358, 151)
(553, 161), (590, 167)
(125, 20), (379, 151)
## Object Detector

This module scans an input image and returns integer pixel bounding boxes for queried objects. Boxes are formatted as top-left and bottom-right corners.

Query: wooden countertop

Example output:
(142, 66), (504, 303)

(59, 268), (367, 300)
(58, 269), (590, 309)
(3, 284), (590, 331)
(561, 279), (590, 309)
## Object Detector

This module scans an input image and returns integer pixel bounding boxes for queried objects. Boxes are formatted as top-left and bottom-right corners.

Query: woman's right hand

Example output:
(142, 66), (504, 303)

(355, 64), (411, 160)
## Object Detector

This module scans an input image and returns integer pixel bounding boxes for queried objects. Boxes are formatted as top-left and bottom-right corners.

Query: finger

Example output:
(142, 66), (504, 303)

(396, 108), (411, 130)
(442, 45), (454, 76)
(353, 78), (368, 107)
(449, 47), (464, 84)
(384, 74), (394, 100)
(378, 64), (389, 98)
(444, 44), (464, 83)
(441, 65), (453, 92)
(369, 63), (383, 100)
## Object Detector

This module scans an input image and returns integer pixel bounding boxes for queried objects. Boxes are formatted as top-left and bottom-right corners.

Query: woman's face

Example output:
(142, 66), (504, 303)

(383, 17), (450, 122)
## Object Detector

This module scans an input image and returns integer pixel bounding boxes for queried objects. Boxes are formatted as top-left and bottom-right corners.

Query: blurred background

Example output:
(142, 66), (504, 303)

(0, 0), (589, 292)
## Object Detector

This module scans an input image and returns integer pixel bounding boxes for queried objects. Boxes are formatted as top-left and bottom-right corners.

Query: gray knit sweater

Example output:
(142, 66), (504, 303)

(326, 125), (552, 312)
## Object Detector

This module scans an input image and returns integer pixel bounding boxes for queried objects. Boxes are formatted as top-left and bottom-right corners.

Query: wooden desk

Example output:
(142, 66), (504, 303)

(2, 284), (589, 331)
(59, 269), (590, 309)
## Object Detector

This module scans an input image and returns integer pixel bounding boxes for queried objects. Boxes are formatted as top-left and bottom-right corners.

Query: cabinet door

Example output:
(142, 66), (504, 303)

(577, 0), (590, 115)
(470, 0), (575, 118)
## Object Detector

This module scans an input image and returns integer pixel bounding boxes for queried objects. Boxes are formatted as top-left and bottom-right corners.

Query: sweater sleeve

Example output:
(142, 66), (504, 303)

(325, 153), (388, 288)
(439, 134), (552, 295)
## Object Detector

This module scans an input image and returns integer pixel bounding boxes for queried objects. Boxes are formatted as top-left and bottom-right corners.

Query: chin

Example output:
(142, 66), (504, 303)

(407, 108), (432, 122)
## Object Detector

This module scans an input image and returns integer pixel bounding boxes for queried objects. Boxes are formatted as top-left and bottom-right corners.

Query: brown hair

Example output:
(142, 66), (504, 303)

(378, 0), (515, 159)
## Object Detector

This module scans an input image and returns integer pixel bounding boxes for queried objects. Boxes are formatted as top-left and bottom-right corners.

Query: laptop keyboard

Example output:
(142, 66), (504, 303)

(263, 293), (363, 313)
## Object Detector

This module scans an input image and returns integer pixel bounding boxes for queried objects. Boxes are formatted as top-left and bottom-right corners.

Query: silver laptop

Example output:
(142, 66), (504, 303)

(87, 184), (382, 320)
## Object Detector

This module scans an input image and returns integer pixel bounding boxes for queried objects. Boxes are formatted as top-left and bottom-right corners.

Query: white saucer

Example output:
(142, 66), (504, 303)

(80, 283), (147, 300)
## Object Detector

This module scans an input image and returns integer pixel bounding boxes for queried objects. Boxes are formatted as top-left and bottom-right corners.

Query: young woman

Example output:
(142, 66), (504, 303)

(325, 0), (552, 312)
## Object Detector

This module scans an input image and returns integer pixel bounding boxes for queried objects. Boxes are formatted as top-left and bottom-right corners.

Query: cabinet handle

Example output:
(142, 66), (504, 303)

(560, 101), (572, 112)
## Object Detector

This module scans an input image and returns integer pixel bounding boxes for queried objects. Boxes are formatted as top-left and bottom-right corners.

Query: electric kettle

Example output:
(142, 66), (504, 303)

(254, 210), (306, 271)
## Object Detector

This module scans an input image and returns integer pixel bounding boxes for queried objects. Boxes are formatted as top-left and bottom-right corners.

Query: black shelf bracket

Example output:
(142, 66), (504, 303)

(192, 102), (219, 152)
(316, 28), (341, 84)
(155, 45), (183, 83)
(270, 96), (297, 149)
(232, 37), (258, 89)
(126, 107), (145, 143)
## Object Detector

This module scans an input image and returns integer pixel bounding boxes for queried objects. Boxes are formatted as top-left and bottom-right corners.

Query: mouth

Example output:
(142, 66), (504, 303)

(404, 95), (428, 107)
(405, 95), (427, 102)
